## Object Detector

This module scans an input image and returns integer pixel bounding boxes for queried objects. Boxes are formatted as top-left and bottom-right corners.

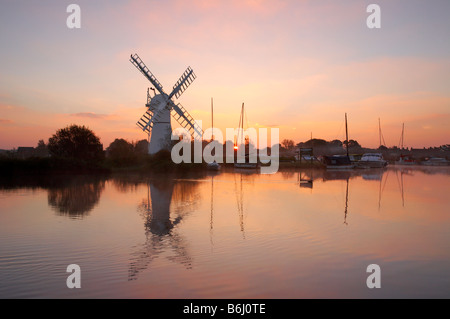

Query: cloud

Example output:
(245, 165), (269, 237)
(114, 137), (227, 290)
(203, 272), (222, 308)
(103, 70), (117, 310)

(0, 118), (13, 125)
(70, 112), (109, 119)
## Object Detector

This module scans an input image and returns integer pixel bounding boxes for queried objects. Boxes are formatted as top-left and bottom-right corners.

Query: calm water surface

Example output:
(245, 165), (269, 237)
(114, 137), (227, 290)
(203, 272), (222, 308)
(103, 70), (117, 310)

(0, 166), (449, 298)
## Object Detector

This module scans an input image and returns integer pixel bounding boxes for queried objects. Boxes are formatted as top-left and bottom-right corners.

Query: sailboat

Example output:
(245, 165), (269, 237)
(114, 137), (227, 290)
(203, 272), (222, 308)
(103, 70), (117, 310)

(324, 113), (354, 169)
(207, 97), (220, 171)
(395, 123), (415, 165)
(234, 103), (258, 169)
(357, 118), (388, 168)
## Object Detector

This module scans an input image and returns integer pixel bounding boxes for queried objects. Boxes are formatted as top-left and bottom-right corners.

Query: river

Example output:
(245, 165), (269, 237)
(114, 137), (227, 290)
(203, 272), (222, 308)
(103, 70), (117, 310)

(0, 166), (449, 298)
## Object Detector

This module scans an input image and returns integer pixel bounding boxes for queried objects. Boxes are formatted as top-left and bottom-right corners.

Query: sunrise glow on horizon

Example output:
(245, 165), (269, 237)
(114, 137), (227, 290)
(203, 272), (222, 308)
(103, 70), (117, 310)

(1, 0), (449, 150)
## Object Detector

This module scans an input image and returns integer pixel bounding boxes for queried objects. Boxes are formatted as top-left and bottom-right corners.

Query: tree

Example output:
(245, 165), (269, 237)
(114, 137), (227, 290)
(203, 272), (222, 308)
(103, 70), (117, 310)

(35, 139), (49, 157)
(281, 139), (295, 150)
(106, 138), (136, 165)
(134, 139), (149, 156)
(329, 139), (343, 147)
(48, 125), (104, 163)
(306, 138), (327, 147)
(347, 139), (361, 149)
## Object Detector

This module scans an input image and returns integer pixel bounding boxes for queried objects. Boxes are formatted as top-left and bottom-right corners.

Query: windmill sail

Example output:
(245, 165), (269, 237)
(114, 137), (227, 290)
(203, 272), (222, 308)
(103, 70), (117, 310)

(130, 54), (165, 95)
(136, 108), (164, 134)
(170, 67), (196, 100)
(171, 103), (203, 138)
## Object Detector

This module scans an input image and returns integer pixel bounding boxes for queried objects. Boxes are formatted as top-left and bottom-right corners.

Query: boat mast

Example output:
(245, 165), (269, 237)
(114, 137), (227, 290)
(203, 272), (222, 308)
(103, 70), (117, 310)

(379, 118), (382, 148)
(378, 118), (386, 148)
(211, 97), (214, 141)
(240, 103), (244, 145)
(401, 122), (404, 149)
(345, 113), (349, 158)
(234, 103), (244, 150)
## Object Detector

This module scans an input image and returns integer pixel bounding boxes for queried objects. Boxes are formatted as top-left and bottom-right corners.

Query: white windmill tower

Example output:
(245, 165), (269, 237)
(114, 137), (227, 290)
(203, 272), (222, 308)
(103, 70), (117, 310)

(130, 53), (203, 154)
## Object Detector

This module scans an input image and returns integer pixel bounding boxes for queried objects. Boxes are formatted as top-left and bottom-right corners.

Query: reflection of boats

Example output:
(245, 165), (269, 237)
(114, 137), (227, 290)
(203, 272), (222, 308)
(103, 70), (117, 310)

(234, 164), (258, 169)
(357, 153), (388, 168)
(325, 113), (355, 170)
(362, 168), (384, 181)
(234, 173), (247, 238)
(234, 103), (258, 169)
(322, 168), (355, 181)
(343, 178), (349, 225)
(421, 157), (450, 166)
(234, 157), (258, 169)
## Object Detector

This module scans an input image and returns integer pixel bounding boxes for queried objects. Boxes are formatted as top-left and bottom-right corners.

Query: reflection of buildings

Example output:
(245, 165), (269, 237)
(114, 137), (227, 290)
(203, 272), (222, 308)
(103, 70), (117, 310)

(128, 178), (199, 281)
(298, 170), (314, 189)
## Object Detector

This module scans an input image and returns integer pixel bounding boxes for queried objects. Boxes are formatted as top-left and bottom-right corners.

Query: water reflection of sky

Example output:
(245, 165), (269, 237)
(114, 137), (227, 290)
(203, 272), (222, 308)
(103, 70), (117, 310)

(0, 167), (449, 298)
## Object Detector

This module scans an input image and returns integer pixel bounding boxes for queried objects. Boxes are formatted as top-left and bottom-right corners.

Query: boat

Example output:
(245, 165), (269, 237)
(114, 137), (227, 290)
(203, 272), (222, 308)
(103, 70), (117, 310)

(357, 153), (388, 168)
(324, 154), (354, 170)
(349, 154), (363, 164)
(207, 161), (221, 170)
(421, 157), (450, 166)
(325, 113), (355, 170)
(395, 154), (416, 165)
(395, 123), (416, 165)
(234, 103), (258, 169)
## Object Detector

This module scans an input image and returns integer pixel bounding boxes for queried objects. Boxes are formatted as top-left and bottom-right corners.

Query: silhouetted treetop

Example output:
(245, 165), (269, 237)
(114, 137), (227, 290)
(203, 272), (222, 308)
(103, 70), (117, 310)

(106, 138), (136, 165)
(48, 125), (103, 163)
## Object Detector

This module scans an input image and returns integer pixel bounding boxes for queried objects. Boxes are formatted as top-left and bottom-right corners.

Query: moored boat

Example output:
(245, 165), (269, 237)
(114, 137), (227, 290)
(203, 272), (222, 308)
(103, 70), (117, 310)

(207, 161), (221, 170)
(233, 103), (259, 170)
(395, 154), (416, 165)
(421, 157), (450, 166)
(325, 113), (355, 170)
(357, 153), (387, 168)
(324, 155), (355, 170)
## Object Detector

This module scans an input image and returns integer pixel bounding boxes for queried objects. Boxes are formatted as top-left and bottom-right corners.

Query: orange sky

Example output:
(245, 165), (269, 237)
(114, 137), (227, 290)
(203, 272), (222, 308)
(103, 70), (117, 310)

(0, 0), (449, 150)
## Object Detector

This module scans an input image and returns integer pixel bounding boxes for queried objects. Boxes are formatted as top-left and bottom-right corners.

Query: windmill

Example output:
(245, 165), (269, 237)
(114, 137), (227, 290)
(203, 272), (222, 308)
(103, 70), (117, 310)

(130, 53), (203, 154)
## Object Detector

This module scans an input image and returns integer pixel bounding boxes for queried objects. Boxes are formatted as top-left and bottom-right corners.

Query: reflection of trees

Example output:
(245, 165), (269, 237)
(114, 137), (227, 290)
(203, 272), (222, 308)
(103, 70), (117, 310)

(128, 178), (199, 281)
(111, 173), (143, 193)
(280, 170), (295, 180)
(0, 174), (107, 218)
(48, 176), (106, 218)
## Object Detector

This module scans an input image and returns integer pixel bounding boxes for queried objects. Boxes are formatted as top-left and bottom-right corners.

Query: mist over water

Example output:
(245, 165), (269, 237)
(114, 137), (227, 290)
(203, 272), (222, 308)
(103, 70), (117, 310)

(1, 167), (449, 298)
